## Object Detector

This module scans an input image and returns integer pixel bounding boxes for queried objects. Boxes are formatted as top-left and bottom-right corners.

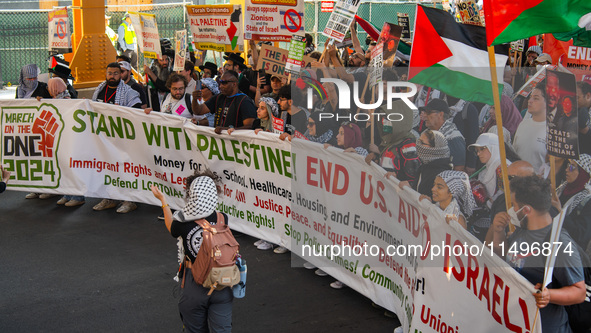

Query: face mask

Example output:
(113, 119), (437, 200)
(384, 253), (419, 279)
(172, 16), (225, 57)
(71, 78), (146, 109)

(23, 79), (36, 89)
(507, 206), (527, 228)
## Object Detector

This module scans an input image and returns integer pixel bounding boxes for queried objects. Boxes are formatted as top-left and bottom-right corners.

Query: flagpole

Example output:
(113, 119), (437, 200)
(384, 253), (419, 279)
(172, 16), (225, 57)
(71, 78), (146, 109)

(487, 46), (514, 234)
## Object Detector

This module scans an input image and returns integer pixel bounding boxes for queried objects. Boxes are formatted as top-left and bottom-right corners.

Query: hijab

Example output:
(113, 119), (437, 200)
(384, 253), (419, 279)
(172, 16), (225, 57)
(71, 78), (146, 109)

(259, 97), (279, 132)
(305, 111), (335, 144)
(482, 95), (523, 138)
(560, 154), (591, 209)
(47, 78), (69, 99)
(340, 122), (363, 149)
(416, 130), (450, 164)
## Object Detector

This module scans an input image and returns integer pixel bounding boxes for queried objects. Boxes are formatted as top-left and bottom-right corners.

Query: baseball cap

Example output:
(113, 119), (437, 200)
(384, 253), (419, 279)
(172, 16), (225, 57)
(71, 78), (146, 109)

(419, 98), (450, 115)
(468, 133), (498, 152)
(535, 53), (552, 64)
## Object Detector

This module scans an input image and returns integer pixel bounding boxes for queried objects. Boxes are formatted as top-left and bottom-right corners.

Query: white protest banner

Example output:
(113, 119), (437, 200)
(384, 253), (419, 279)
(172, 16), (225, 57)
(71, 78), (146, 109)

(323, 0), (362, 42)
(286, 34), (306, 74)
(128, 12), (162, 59)
(0, 99), (542, 333)
(258, 44), (315, 79)
(48, 7), (72, 53)
(187, 5), (244, 53)
(174, 30), (187, 71)
(456, 0), (483, 26)
(244, 0), (304, 42)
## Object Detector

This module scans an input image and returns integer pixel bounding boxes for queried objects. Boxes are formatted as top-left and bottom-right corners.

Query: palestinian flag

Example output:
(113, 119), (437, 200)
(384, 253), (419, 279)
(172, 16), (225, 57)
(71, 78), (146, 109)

(409, 5), (508, 105)
(397, 40), (411, 62)
(554, 27), (591, 48)
(355, 15), (380, 42)
(484, 0), (591, 46)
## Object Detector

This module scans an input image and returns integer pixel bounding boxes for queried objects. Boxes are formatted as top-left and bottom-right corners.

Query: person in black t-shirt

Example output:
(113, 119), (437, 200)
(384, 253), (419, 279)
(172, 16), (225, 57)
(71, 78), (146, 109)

(277, 85), (308, 137)
(193, 70), (256, 132)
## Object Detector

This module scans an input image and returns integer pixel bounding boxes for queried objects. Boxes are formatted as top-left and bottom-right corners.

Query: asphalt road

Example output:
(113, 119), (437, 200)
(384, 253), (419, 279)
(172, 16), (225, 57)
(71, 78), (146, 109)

(0, 190), (400, 333)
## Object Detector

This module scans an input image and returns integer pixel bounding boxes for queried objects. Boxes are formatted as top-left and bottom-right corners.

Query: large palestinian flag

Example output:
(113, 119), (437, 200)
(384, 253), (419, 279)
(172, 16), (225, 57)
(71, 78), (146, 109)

(409, 5), (508, 105)
(484, 0), (591, 46)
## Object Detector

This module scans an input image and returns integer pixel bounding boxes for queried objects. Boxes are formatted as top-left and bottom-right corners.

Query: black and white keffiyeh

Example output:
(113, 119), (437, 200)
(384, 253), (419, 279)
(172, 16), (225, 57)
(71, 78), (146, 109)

(417, 130), (450, 164)
(173, 176), (218, 222)
(438, 170), (477, 217)
(259, 97), (279, 117)
(557, 154), (591, 215)
(91, 79), (141, 107)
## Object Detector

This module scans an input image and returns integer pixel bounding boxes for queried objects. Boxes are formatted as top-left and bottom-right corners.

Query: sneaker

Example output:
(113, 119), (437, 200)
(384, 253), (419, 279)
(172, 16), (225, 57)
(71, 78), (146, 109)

(56, 196), (68, 205)
(303, 262), (316, 270)
(116, 201), (137, 214)
(93, 199), (117, 211)
(330, 281), (345, 289)
(273, 246), (289, 254)
(65, 199), (85, 207)
(315, 269), (328, 277)
(39, 193), (56, 199)
(257, 241), (273, 251)
(25, 192), (39, 199)
(253, 239), (264, 247)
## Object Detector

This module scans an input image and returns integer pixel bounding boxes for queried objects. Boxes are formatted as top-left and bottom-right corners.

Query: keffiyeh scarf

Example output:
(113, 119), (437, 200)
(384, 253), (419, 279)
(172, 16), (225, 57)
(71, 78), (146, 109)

(438, 170), (477, 217)
(416, 130), (450, 164)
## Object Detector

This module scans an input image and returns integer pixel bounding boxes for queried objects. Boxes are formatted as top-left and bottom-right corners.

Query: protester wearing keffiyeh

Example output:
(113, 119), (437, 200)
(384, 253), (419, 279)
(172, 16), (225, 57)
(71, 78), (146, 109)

(557, 154), (591, 215)
(437, 170), (477, 218)
(17, 64), (40, 99)
(255, 97), (279, 132)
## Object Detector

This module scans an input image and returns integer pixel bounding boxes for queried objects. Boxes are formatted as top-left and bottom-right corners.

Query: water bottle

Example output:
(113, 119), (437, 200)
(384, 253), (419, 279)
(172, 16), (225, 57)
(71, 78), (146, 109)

(233, 256), (247, 298)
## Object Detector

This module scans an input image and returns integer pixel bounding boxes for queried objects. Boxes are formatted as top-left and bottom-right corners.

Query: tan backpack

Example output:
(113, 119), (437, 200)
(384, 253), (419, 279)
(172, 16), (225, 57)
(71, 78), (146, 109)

(191, 212), (240, 295)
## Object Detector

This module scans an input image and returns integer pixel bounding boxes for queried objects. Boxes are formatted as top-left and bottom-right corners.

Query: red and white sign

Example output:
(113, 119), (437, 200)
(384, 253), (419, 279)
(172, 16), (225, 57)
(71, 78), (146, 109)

(244, 0), (304, 42)
(321, 1), (334, 12)
(48, 7), (72, 52)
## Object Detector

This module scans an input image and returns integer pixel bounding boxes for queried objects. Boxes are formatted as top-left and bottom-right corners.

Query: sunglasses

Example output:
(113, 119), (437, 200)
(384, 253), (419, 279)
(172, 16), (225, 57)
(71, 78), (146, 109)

(219, 79), (237, 85)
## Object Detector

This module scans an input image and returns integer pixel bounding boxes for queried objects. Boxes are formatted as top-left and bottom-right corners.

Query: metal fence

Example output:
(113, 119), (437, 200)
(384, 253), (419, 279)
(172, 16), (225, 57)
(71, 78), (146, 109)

(0, 1), (439, 85)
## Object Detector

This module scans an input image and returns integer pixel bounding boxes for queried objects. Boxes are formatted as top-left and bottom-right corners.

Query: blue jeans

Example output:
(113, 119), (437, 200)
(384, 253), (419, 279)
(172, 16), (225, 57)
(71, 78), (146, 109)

(180, 269), (233, 333)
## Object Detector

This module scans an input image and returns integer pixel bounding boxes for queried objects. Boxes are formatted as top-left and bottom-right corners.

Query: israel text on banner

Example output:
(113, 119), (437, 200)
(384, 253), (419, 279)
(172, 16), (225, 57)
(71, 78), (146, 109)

(244, 0), (304, 42)
(187, 5), (244, 53)
(48, 7), (72, 53)
(128, 12), (162, 59)
(0, 99), (542, 333)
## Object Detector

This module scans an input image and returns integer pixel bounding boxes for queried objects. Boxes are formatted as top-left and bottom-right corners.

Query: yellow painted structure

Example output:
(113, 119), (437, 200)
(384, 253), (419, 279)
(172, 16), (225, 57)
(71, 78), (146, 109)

(69, 0), (118, 89)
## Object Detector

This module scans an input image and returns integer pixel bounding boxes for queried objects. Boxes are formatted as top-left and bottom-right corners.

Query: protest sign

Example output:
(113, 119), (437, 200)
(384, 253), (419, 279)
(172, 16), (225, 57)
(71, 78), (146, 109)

(456, 0), (483, 26)
(0, 99), (543, 333)
(258, 44), (315, 79)
(334, 31), (353, 48)
(244, 0), (304, 42)
(48, 7), (72, 53)
(376, 22), (402, 68)
(286, 34), (306, 74)
(323, 0), (362, 42)
(546, 69), (579, 159)
(397, 13), (410, 42)
(544, 34), (591, 79)
(174, 30), (187, 71)
(187, 5), (244, 53)
(128, 12), (161, 59)
(369, 42), (383, 87)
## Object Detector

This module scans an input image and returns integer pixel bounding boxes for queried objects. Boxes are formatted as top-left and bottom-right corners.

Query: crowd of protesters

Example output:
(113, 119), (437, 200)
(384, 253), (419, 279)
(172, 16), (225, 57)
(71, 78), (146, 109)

(10, 18), (591, 332)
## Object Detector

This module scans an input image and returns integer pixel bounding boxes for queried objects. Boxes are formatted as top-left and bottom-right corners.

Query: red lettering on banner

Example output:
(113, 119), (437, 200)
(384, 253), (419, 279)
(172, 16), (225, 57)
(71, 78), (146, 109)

(306, 156), (349, 195)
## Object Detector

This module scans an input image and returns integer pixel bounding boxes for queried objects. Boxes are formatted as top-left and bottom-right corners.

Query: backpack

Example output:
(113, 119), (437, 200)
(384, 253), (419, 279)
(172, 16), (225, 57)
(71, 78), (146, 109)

(191, 212), (241, 295)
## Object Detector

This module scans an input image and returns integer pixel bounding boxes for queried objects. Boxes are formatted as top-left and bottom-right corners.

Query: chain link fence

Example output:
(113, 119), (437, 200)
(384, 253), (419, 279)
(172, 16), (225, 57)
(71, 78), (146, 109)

(0, 1), (441, 85)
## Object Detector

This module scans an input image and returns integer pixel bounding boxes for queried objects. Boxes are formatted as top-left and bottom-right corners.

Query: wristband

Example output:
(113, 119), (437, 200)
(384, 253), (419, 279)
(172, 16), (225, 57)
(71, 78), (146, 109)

(162, 204), (169, 208)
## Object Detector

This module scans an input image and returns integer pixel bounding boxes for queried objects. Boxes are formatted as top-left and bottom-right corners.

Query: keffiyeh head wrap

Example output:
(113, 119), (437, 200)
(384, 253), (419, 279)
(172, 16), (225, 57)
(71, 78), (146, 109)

(438, 170), (477, 217)
(201, 78), (220, 95)
(416, 130), (450, 164)
(18, 64), (40, 99)
(173, 176), (218, 222)
(575, 154), (591, 178)
(259, 97), (279, 118)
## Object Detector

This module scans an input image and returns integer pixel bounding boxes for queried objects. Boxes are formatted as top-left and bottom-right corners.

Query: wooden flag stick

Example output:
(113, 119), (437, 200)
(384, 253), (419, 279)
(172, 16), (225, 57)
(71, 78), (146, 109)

(487, 46), (514, 233)
(370, 85), (376, 146)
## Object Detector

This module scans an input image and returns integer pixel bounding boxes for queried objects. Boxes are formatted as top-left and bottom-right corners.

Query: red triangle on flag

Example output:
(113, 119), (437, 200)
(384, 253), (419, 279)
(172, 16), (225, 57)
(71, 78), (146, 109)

(409, 6), (453, 79)
(50, 56), (58, 69)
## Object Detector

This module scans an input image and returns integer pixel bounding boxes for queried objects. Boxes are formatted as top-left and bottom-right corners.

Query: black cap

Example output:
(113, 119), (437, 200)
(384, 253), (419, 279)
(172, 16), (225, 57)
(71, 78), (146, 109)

(419, 98), (449, 115)
(223, 52), (246, 69)
(199, 62), (218, 76)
